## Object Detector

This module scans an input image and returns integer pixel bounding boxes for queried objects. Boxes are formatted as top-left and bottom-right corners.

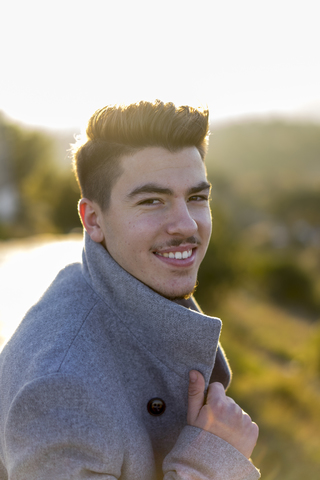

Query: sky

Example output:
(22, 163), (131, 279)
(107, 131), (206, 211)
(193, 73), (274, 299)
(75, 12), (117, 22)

(1, 0), (320, 131)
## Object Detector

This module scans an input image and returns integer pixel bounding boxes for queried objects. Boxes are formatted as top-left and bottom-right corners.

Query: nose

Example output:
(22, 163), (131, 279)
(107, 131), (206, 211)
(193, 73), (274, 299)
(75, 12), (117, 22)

(165, 200), (198, 237)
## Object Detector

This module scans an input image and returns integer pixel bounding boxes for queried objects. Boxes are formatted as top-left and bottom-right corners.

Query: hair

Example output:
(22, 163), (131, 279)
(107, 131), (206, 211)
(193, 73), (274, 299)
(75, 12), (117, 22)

(72, 100), (210, 210)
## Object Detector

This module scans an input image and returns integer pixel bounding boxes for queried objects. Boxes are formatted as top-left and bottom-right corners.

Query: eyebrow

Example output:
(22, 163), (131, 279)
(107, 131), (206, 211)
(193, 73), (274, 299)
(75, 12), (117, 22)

(127, 181), (211, 198)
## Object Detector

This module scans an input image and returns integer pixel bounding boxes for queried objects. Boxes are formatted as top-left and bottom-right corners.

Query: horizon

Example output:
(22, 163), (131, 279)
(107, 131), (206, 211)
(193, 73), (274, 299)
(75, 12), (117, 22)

(2, 104), (320, 135)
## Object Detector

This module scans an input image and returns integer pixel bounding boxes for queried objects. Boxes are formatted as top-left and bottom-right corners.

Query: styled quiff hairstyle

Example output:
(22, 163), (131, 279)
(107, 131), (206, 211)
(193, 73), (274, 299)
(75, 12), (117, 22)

(73, 100), (210, 210)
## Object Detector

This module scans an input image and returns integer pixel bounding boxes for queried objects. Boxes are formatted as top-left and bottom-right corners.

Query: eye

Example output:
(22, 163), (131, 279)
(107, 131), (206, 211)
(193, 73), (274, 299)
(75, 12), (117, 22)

(138, 198), (162, 205)
(188, 195), (209, 202)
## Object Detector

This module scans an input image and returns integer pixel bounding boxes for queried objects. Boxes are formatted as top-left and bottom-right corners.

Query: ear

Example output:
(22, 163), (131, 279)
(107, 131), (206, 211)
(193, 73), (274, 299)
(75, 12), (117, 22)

(78, 198), (105, 243)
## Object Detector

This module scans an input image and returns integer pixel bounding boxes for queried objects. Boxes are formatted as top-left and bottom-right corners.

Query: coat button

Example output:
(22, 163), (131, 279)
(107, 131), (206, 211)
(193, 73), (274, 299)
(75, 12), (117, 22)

(147, 398), (166, 416)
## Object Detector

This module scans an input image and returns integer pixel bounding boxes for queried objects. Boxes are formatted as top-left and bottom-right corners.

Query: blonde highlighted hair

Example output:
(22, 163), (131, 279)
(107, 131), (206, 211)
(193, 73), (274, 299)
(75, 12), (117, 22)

(73, 100), (209, 209)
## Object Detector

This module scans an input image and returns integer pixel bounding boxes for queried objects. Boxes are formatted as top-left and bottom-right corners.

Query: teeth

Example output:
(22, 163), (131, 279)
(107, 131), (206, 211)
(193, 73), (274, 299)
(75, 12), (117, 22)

(158, 249), (192, 259)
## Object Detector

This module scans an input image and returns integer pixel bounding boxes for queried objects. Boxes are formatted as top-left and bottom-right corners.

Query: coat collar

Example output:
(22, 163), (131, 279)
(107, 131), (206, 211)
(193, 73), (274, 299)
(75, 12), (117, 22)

(82, 232), (222, 385)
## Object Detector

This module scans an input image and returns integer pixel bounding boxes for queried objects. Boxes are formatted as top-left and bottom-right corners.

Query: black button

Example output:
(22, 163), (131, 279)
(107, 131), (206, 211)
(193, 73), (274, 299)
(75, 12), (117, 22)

(147, 398), (166, 416)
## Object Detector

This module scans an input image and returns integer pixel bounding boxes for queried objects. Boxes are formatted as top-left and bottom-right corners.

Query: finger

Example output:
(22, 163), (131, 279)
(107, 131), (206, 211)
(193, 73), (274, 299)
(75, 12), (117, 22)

(187, 370), (205, 425)
(206, 382), (226, 405)
(251, 422), (259, 443)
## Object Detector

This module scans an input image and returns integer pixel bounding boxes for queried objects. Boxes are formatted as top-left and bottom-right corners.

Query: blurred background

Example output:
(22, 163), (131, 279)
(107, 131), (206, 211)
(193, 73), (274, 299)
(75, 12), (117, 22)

(0, 1), (319, 478)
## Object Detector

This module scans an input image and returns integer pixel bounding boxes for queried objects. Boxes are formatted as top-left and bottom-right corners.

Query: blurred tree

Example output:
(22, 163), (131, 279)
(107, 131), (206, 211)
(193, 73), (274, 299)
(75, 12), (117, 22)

(0, 114), (81, 237)
(271, 189), (320, 227)
(249, 255), (319, 316)
(51, 173), (81, 233)
(196, 179), (242, 309)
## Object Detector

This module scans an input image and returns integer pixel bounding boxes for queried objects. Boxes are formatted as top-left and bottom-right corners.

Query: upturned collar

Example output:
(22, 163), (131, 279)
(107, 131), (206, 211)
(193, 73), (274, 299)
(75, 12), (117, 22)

(82, 232), (223, 385)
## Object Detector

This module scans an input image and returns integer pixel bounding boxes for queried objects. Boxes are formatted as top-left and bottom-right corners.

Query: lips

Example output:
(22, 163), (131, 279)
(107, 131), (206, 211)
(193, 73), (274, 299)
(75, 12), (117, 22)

(156, 249), (192, 260)
(153, 245), (198, 268)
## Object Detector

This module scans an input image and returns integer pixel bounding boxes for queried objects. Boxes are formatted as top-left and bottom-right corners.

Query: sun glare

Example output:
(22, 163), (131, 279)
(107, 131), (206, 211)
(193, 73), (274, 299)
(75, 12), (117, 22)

(0, 236), (83, 349)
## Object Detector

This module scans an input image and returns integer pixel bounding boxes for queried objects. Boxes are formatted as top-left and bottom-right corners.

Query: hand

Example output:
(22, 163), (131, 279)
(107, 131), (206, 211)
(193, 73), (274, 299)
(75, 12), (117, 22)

(187, 370), (259, 459)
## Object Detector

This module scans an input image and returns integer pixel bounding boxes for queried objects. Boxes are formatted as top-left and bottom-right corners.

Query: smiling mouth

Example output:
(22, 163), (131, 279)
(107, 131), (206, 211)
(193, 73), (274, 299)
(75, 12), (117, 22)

(155, 249), (193, 260)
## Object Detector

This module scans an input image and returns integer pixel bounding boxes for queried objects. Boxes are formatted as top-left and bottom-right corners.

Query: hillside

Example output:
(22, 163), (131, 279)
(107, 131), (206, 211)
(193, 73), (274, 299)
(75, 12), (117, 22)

(207, 119), (320, 184)
(196, 119), (320, 479)
(200, 291), (320, 480)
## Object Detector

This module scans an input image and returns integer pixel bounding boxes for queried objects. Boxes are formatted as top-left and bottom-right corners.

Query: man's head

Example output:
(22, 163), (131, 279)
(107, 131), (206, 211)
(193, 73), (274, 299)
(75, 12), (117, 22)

(74, 100), (212, 299)
(73, 100), (209, 210)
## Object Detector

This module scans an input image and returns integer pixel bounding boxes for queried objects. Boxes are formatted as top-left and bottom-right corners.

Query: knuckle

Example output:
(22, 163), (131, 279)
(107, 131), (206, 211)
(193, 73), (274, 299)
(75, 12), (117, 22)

(210, 382), (225, 393)
(188, 385), (202, 398)
(252, 422), (259, 438)
(243, 412), (252, 424)
(207, 383), (226, 403)
(228, 401), (241, 419)
(188, 389), (199, 398)
(212, 398), (226, 415)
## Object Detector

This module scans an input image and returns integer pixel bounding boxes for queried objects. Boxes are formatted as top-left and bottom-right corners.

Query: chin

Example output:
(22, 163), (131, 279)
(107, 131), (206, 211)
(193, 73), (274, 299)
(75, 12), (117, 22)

(155, 283), (197, 301)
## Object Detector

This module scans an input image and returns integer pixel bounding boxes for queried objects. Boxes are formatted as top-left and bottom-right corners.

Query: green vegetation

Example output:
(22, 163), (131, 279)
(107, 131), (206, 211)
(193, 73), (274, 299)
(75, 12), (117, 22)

(0, 113), (81, 238)
(196, 119), (320, 479)
(0, 114), (319, 478)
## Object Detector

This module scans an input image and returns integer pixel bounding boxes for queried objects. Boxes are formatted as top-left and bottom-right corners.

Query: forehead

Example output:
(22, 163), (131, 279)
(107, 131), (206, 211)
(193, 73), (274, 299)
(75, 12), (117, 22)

(115, 146), (207, 194)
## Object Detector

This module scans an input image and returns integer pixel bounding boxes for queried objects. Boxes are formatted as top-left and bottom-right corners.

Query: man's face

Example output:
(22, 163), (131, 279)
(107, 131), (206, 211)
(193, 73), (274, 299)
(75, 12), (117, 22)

(93, 146), (212, 299)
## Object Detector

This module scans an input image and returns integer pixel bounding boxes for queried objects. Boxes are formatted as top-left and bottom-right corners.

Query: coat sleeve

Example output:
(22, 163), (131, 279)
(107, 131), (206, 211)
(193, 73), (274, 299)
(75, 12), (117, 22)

(163, 426), (260, 480)
(3, 374), (124, 479)
(3, 375), (260, 480)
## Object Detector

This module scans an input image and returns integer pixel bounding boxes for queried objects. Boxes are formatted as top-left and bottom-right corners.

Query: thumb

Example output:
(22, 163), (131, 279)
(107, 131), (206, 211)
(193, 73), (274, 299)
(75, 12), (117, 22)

(187, 370), (206, 426)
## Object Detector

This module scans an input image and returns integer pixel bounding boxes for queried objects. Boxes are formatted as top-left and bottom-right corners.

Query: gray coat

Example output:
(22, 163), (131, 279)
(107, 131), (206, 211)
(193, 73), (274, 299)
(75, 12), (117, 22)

(0, 233), (260, 479)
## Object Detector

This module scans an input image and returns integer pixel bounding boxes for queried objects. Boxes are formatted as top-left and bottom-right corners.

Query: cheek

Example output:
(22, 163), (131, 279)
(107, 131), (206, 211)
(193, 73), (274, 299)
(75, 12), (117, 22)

(118, 217), (163, 255)
(130, 214), (164, 235)
(199, 215), (212, 252)
(206, 214), (213, 234)
(198, 209), (212, 232)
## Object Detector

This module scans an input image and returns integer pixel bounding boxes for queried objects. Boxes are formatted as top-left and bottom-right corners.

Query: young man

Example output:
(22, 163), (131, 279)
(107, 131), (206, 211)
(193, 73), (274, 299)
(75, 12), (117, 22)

(0, 101), (260, 479)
